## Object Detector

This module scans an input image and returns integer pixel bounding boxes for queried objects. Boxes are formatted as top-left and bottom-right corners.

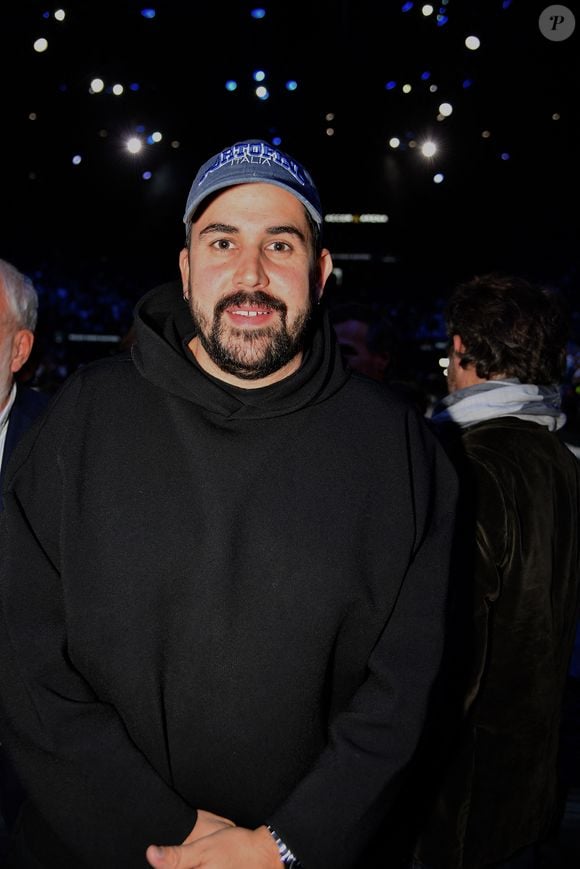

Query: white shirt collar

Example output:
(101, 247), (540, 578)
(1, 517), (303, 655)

(0, 383), (17, 470)
(0, 383), (17, 434)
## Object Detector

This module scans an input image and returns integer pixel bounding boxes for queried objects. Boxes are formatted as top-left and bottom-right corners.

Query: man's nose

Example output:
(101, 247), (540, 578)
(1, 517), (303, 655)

(233, 249), (268, 289)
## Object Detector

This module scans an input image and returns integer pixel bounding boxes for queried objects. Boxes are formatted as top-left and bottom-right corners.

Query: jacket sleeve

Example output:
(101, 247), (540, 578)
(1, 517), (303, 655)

(0, 382), (196, 868)
(267, 410), (459, 869)
(459, 452), (508, 712)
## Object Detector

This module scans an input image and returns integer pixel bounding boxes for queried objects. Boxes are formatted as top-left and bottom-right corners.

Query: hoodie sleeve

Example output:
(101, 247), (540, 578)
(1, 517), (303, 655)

(0, 378), (197, 868)
(266, 410), (459, 869)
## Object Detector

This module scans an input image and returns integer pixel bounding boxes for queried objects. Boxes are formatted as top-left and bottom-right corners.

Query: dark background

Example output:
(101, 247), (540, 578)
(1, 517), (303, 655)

(1, 0), (578, 306)
(2, 7), (580, 866)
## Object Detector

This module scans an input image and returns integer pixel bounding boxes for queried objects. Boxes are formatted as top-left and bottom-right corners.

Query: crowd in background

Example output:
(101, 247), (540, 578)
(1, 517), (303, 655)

(18, 264), (580, 456)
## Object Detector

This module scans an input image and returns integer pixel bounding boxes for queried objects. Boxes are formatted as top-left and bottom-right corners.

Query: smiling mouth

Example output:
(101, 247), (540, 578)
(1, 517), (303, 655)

(230, 308), (271, 317)
(226, 304), (278, 325)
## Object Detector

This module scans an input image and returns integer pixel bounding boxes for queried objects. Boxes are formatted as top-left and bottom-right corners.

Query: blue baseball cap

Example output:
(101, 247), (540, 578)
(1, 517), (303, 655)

(183, 140), (323, 230)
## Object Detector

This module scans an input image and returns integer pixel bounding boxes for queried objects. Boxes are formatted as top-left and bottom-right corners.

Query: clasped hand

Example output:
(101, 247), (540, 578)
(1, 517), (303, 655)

(145, 808), (282, 868)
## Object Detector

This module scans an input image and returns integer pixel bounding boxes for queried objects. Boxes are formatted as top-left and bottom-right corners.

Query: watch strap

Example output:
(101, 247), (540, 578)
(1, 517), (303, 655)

(266, 825), (302, 868)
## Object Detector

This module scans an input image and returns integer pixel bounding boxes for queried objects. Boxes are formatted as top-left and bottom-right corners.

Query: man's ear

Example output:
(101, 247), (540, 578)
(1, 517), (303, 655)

(315, 249), (334, 302)
(11, 329), (34, 374)
(375, 352), (391, 379)
(179, 248), (190, 300)
(452, 334), (466, 355)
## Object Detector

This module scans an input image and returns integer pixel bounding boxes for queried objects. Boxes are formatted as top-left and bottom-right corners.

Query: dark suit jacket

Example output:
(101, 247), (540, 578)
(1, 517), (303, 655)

(0, 384), (50, 853)
(413, 417), (580, 869)
(0, 385), (50, 511)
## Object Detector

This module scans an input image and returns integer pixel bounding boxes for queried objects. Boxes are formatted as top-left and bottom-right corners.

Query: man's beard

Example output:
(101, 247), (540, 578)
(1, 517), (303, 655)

(187, 284), (317, 380)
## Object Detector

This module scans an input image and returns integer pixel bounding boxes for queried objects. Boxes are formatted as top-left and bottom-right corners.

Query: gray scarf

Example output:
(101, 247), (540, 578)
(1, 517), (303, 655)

(431, 379), (566, 431)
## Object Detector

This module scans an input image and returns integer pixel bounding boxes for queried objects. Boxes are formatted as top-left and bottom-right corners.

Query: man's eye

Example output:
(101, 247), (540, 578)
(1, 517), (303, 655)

(269, 241), (291, 252)
(212, 239), (233, 250)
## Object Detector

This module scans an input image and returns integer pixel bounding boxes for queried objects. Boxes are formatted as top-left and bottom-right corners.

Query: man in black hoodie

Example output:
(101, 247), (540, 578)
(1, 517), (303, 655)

(0, 140), (458, 869)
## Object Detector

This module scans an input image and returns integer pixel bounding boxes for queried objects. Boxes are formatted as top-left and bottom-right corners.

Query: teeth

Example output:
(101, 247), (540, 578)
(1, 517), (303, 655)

(233, 309), (269, 317)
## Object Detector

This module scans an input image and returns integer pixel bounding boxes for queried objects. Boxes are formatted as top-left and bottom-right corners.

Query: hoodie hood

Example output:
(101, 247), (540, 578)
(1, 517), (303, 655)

(131, 281), (349, 420)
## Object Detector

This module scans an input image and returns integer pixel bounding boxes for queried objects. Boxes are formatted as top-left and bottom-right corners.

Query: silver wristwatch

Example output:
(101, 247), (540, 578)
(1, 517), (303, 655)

(266, 825), (302, 868)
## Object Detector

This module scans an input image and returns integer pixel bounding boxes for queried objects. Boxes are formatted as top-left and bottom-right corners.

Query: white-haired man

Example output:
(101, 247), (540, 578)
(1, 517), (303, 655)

(0, 258), (49, 506)
(0, 257), (49, 858)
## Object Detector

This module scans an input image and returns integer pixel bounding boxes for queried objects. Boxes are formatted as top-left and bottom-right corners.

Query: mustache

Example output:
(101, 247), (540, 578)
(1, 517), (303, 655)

(214, 291), (287, 317)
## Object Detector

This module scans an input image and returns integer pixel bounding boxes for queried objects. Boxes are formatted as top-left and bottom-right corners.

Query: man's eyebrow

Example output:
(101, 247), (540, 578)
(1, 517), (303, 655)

(198, 223), (307, 243)
(266, 225), (307, 243)
(198, 223), (238, 237)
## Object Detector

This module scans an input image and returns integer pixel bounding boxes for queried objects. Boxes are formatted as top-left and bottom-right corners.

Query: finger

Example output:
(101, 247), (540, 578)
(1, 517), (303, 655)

(213, 815), (236, 827)
(146, 844), (194, 868)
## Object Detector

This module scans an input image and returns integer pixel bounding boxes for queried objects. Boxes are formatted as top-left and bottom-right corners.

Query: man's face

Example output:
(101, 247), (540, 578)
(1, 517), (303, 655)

(179, 183), (332, 386)
(0, 288), (17, 409)
(333, 319), (389, 381)
(445, 335), (481, 393)
(445, 344), (460, 393)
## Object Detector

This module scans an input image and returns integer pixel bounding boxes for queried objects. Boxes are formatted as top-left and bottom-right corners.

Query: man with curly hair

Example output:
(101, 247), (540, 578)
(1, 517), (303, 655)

(412, 273), (580, 869)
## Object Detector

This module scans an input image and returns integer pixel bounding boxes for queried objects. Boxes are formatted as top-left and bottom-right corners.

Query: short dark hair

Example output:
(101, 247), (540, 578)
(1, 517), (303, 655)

(446, 273), (569, 384)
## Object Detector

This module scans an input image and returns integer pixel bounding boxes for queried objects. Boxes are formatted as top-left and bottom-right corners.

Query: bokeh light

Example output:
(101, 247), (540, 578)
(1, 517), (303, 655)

(126, 137), (143, 154)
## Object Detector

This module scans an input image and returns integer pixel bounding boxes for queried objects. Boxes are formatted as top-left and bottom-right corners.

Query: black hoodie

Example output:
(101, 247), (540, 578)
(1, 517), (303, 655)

(0, 282), (457, 868)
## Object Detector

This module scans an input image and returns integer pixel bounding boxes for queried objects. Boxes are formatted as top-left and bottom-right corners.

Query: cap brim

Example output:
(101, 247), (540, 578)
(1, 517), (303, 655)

(183, 177), (322, 227)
